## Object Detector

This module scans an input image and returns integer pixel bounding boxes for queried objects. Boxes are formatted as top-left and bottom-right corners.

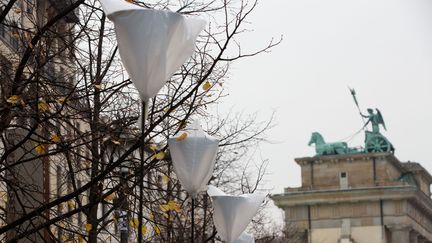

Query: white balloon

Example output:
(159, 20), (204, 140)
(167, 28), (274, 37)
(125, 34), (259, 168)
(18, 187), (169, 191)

(100, 0), (206, 100)
(168, 122), (219, 198)
(233, 232), (255, 243)
(207, 186), (265, 243)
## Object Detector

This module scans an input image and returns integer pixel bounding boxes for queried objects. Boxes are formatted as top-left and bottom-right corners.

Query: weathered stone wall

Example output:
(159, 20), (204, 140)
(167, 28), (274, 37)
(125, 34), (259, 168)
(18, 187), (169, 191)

(301, 158), (375, 190)
(311, 225), (383, 243)
(351, 226), (383, 243)
(298, 155), (406, 190)
(276, 154), (432, 243)
(310, 202), (381, 224)
(311, 227), (340, 243)
(415, 174), (431, 196)
(375, 158), (401, 185)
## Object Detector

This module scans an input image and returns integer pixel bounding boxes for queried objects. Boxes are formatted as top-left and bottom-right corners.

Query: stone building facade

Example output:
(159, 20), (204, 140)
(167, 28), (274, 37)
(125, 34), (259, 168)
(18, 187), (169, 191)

(272, 152), (432, 243)
(0, 1), (86, 242)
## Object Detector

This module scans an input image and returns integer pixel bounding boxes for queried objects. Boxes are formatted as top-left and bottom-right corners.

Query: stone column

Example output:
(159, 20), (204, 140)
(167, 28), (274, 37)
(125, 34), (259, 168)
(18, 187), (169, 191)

(390, 226), (410, 243)
(417, 236), (427, 243)
(410, 231), (419, 243)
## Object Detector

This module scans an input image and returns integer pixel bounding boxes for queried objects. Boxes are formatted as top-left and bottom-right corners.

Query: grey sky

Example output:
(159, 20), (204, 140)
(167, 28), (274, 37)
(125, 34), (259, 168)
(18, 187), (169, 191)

(219, 0), (432, 193)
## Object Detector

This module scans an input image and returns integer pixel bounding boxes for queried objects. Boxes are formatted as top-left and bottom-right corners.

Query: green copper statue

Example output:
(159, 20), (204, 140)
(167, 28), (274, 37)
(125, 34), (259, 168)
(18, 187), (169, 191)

(361, 108), (386, 134)
(308, 89), (395, 156)
(350, 88), (393, 153)
(361, 108), (393, 153)
(308, 132), (348, 156)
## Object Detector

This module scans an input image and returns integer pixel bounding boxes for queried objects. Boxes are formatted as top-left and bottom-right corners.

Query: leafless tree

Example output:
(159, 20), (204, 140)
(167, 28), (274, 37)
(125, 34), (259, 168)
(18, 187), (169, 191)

(0, 0), (282, 242)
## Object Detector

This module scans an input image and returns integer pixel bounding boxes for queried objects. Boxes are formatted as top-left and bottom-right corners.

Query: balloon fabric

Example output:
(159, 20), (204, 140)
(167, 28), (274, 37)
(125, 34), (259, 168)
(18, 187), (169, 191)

(100, 0), (206, 100)
(207, 186), (266, 243)
(233, 232), (255, 243)
(168, 122), (219, 198)
(207, 186), (265, 243)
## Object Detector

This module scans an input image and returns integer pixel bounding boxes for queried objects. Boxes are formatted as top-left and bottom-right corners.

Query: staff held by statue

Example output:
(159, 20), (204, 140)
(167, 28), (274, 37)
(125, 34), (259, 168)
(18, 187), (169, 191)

(349, 87), (367, 126)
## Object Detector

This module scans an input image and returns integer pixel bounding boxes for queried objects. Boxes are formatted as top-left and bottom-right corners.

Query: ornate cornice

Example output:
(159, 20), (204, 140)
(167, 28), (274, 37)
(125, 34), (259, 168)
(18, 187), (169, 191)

(272, 185), (418, 207)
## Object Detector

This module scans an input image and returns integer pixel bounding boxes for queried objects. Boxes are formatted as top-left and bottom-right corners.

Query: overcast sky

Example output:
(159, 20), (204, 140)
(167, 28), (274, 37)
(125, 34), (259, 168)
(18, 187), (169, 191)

(218, 0), (432, 194)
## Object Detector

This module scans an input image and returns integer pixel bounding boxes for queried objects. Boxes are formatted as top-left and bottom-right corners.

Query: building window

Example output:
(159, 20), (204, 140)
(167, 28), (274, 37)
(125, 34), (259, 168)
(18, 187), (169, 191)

(56, 165), (63, 240)
(10, 35), (19, 50)
(0, 55), (12, 83)
(340, 172), (348, 189)
(0, 24), (5, 38)
(77, 180), (82, 225)
(26, 0), (33, 14)
(10, 22), (20, 51)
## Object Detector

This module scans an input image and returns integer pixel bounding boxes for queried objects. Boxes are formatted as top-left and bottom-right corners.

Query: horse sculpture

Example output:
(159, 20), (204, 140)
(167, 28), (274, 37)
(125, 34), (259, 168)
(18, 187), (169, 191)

(308, 132), (348, 156)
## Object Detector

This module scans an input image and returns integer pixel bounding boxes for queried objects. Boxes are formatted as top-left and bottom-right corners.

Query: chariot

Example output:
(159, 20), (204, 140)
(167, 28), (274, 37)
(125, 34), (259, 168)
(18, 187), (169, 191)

(364, 130), (394, 153)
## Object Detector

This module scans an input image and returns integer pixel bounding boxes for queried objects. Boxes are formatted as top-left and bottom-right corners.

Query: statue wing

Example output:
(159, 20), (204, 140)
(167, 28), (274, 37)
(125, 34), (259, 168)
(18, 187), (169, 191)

(376, 108), (387, 130)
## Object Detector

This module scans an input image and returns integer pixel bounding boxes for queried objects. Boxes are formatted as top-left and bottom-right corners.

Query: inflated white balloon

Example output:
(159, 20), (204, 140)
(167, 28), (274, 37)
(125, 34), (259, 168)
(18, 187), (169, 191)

(100, 0), (206, 100)
(207, 186), (265, 243)
(233, 232), (255, 243)
(168, 122), (219, 198)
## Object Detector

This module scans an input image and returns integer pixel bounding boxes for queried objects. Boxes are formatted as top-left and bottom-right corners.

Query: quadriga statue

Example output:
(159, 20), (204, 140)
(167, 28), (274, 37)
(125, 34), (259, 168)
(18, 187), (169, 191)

(308, 132), (348, 156)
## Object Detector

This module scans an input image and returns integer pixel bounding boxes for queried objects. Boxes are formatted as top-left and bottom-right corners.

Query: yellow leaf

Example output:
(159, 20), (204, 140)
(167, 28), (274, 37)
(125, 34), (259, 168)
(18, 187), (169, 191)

(178, 121), (187, 130)
(160, 204), (170, 212)
(176, 133), (188, 142)
(35, 144), (47, 155)
(6, 95), (20, 105)
(150, 213), (154, 221)
(57, 97), (67, 104)
(168, 201), (181, 213)
(160, 201), (181, 213)
(202, 81), (211, 91)
(111, 139), (121, 145)
(85, 223), (92, 232)
(154, 151), (165, 160)
(67, 200), (75, 209)
(141, 225), (147, 235)
(50, 134), (60, 143)
(104, 193), (115, 201)
(77, 235), (83, 243)
(164, 107), (176, 113)
(149, 145), (157, 151)
(94, 84), (102, 89)
(130, 218), (139, 229)
(38, 99), (49, 112)
(154, 225), (161, 234)
(162, 175), (170, 184)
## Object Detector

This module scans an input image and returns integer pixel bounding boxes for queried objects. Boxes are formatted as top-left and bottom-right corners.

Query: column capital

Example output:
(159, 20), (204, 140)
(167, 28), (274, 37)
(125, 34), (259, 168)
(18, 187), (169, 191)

(387, 224), (411, 232)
